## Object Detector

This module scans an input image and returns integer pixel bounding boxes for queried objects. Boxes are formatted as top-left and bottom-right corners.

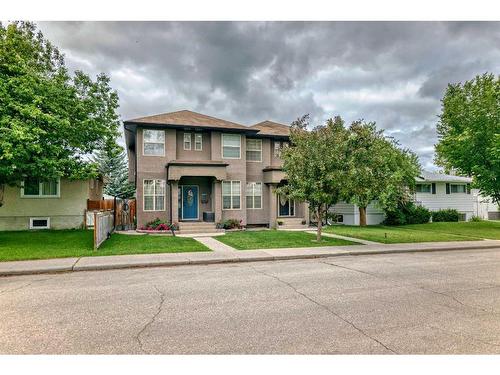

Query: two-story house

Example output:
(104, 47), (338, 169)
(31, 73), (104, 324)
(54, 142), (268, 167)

(124, 110), (309, 232)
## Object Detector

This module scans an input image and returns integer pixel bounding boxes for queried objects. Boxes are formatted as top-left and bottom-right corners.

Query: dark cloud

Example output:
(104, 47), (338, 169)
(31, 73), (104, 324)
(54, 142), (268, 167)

(38, 21), (500, 170)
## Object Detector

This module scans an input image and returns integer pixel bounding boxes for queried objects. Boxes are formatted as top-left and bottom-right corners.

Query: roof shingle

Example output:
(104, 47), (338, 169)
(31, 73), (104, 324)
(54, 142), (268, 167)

(251, 120), (291, 137)
(125, 109), (251, 131)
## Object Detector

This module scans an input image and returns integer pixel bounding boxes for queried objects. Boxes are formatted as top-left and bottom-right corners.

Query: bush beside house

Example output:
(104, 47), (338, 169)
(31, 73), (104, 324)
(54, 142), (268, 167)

(432, 209), (460, 222)
(383, 203), (431, 226)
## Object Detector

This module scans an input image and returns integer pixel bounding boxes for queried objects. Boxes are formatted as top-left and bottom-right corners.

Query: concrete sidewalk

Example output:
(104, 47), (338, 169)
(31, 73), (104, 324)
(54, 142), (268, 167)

(0, 239), (499, 277)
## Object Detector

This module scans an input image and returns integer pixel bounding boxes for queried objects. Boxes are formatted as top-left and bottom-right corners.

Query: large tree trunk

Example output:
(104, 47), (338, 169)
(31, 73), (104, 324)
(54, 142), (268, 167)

(316, 205), (322, 242)
(359, 206), (367, 226)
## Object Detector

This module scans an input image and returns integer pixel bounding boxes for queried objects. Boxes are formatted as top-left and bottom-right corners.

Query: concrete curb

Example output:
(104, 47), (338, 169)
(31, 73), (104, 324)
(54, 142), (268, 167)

(0, 241), (499, 277)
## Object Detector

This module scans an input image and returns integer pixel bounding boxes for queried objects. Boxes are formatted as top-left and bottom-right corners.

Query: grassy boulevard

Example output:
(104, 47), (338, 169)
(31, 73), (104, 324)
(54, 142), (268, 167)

(0, 230), (209, 262)
(216, 230), (358, 250)
(323, 221), (500, 243)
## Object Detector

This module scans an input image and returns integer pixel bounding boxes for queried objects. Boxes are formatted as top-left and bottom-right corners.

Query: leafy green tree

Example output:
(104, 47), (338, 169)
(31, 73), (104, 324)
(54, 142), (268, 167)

(343, 121), (421, 226)
(91, 145), (135, 199)
(278, 115), (350, 241)
(435, 73), (500, 204)
(0, 22), (120, 205)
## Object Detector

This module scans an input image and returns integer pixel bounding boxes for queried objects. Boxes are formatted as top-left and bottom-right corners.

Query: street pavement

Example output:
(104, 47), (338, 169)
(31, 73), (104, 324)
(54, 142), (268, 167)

(0, 248), (499, 354)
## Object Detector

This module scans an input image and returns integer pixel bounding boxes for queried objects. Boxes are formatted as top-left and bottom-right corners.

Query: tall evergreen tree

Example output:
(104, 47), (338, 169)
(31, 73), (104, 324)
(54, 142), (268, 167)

(92, 145), (135, 199)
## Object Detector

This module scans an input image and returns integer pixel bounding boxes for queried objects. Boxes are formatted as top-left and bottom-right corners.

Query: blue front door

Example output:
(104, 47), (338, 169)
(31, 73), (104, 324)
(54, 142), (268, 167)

(182, 186), (198, 220)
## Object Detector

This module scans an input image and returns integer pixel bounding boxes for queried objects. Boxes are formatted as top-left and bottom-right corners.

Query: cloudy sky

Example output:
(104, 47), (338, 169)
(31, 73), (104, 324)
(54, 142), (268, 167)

(38, 21), (500, 170)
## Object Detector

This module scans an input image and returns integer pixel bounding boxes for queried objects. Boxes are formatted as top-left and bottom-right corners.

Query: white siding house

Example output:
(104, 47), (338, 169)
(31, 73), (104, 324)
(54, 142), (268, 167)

(414, 171), (492, 221)
(328, 171), (496, 225)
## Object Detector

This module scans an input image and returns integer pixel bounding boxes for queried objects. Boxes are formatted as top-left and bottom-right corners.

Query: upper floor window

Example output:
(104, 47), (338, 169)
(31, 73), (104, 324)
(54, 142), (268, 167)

(246, 139), (262, 162)
(450, 184), (466, 193)
(183, 133), (192, 150)
(415, 183), (431, 193)
(222, 134), (241, 159)
(143, 179), (165, 211)
(273, 140), (289, 157)
(195, 133), (203, 151)
(22, 178), (60, 198)
(143, 129), (165, 156)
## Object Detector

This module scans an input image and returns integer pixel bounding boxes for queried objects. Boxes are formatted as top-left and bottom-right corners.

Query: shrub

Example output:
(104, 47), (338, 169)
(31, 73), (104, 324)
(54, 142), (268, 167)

(383, 202), (431, 226)
(407, 205), (432, 224)
(432, 209), (460, 222)
(216, 219), (243, 230)
(469, 215), (483, 222)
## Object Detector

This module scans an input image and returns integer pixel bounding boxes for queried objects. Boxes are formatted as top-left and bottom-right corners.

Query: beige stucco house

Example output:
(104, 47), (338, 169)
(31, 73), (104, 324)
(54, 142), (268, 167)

(124, 110), (309, 232)
(0, 178), (103, 231)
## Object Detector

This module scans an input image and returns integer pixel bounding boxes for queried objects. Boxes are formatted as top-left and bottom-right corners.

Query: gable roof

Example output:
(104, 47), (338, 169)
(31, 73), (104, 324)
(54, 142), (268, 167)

(251, 120), (291, 137)
(416, 171), (472, 183)
(124, 109), (253, 132)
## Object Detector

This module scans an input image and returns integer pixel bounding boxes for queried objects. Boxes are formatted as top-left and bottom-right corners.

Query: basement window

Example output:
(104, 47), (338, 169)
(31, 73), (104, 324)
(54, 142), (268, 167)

(29, 217), (50, 229)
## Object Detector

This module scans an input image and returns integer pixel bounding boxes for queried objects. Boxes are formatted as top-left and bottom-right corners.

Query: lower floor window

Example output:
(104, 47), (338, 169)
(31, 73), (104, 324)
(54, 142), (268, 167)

(246, 182), (262, 209)
(222, 181), (241, 209)
(143, 179), (165, 211)
(30, 217), (50, 229)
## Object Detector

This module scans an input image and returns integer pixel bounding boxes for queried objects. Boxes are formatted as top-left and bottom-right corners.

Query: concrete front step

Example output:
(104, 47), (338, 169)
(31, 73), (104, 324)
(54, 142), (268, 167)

(178, 222), (222, 234)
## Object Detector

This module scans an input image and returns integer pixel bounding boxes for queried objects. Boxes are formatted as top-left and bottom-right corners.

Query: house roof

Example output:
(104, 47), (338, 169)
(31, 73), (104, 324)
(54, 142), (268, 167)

(416, 171), (472, 183)
(251, 120), (291, 137)
(124, 109), (254, 132)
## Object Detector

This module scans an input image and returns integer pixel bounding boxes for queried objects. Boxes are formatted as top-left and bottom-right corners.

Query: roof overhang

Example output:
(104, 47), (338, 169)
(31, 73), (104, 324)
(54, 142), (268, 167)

(263, 166), (286, 184)
(123, 121), (259, 135)
(166, 160), (229, 181)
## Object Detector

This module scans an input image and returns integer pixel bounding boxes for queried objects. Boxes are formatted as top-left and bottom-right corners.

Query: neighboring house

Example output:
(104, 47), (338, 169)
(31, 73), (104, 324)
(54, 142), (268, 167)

(0, 178), (103, 231)
(414, 171), (493, 221)
(329, 171), (495, 224)
(124, 110), (309, 231)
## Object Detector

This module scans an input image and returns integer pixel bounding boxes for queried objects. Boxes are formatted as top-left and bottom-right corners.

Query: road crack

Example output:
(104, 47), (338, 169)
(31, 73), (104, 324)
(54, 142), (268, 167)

(247, 265), (397, 354)
(134, 285), (166, 354)
(320, 261), (497, 314)
(0, 277), (51, 296)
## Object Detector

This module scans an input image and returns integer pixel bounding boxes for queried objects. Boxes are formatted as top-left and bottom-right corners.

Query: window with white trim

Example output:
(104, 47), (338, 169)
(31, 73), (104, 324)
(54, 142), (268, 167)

(415, 183), (432, 193)
(22, 178), (59, 197)
(246, 182), (262, 209)
(143, 129), (165, 156)
(246, 139), (262, 162)
(143, 179), (165, 211)
(194, 133), (203, 151)
(30, 217), (50, 229)
(450, 184), (466, 193)
(222, 134), (241, 159)
(273, 140), (289, 157)
(183, 133), (192, 150)
(222, 181), (241, 209)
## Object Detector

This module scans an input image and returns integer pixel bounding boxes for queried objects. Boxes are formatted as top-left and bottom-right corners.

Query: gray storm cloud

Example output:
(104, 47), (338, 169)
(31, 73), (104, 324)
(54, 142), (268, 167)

(37, 21), (500, 170)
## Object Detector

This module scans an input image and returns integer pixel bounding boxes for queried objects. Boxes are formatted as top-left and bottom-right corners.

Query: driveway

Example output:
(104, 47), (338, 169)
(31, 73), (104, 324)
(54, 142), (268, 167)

(0, 248), (499, 354)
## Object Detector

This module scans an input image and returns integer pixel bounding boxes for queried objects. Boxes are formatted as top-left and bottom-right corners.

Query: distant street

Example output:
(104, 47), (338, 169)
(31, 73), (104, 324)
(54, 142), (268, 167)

(1, 249), (499, 354)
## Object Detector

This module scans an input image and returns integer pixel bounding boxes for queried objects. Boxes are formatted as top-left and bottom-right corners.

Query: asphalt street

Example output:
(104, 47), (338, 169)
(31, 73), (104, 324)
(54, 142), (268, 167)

(0, 248), (499, 354)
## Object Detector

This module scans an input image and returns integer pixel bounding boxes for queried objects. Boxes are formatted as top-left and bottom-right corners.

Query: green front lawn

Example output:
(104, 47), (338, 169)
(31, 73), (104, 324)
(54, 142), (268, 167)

(0, 230), (210, 262)
(216, 230), (358, 250)
(324, 221), (500, 244)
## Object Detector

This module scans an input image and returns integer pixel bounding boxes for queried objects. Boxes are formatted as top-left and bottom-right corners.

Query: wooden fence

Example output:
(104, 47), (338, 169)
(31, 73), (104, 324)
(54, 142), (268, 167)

(86, 198), (136, 230)
(94, 211), (114, 249)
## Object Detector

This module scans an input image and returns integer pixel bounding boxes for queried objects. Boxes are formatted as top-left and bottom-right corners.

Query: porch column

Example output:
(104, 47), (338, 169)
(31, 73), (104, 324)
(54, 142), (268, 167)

(304, 201), (310, 225)
(214, 180), (222, 223)
(171, 180), (179, 223)
(269, 184), (278, 228)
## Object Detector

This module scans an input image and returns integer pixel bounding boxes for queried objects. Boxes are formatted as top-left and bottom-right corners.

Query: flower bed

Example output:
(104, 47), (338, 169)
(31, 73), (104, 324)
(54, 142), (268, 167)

(138, 218), (179, 233)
